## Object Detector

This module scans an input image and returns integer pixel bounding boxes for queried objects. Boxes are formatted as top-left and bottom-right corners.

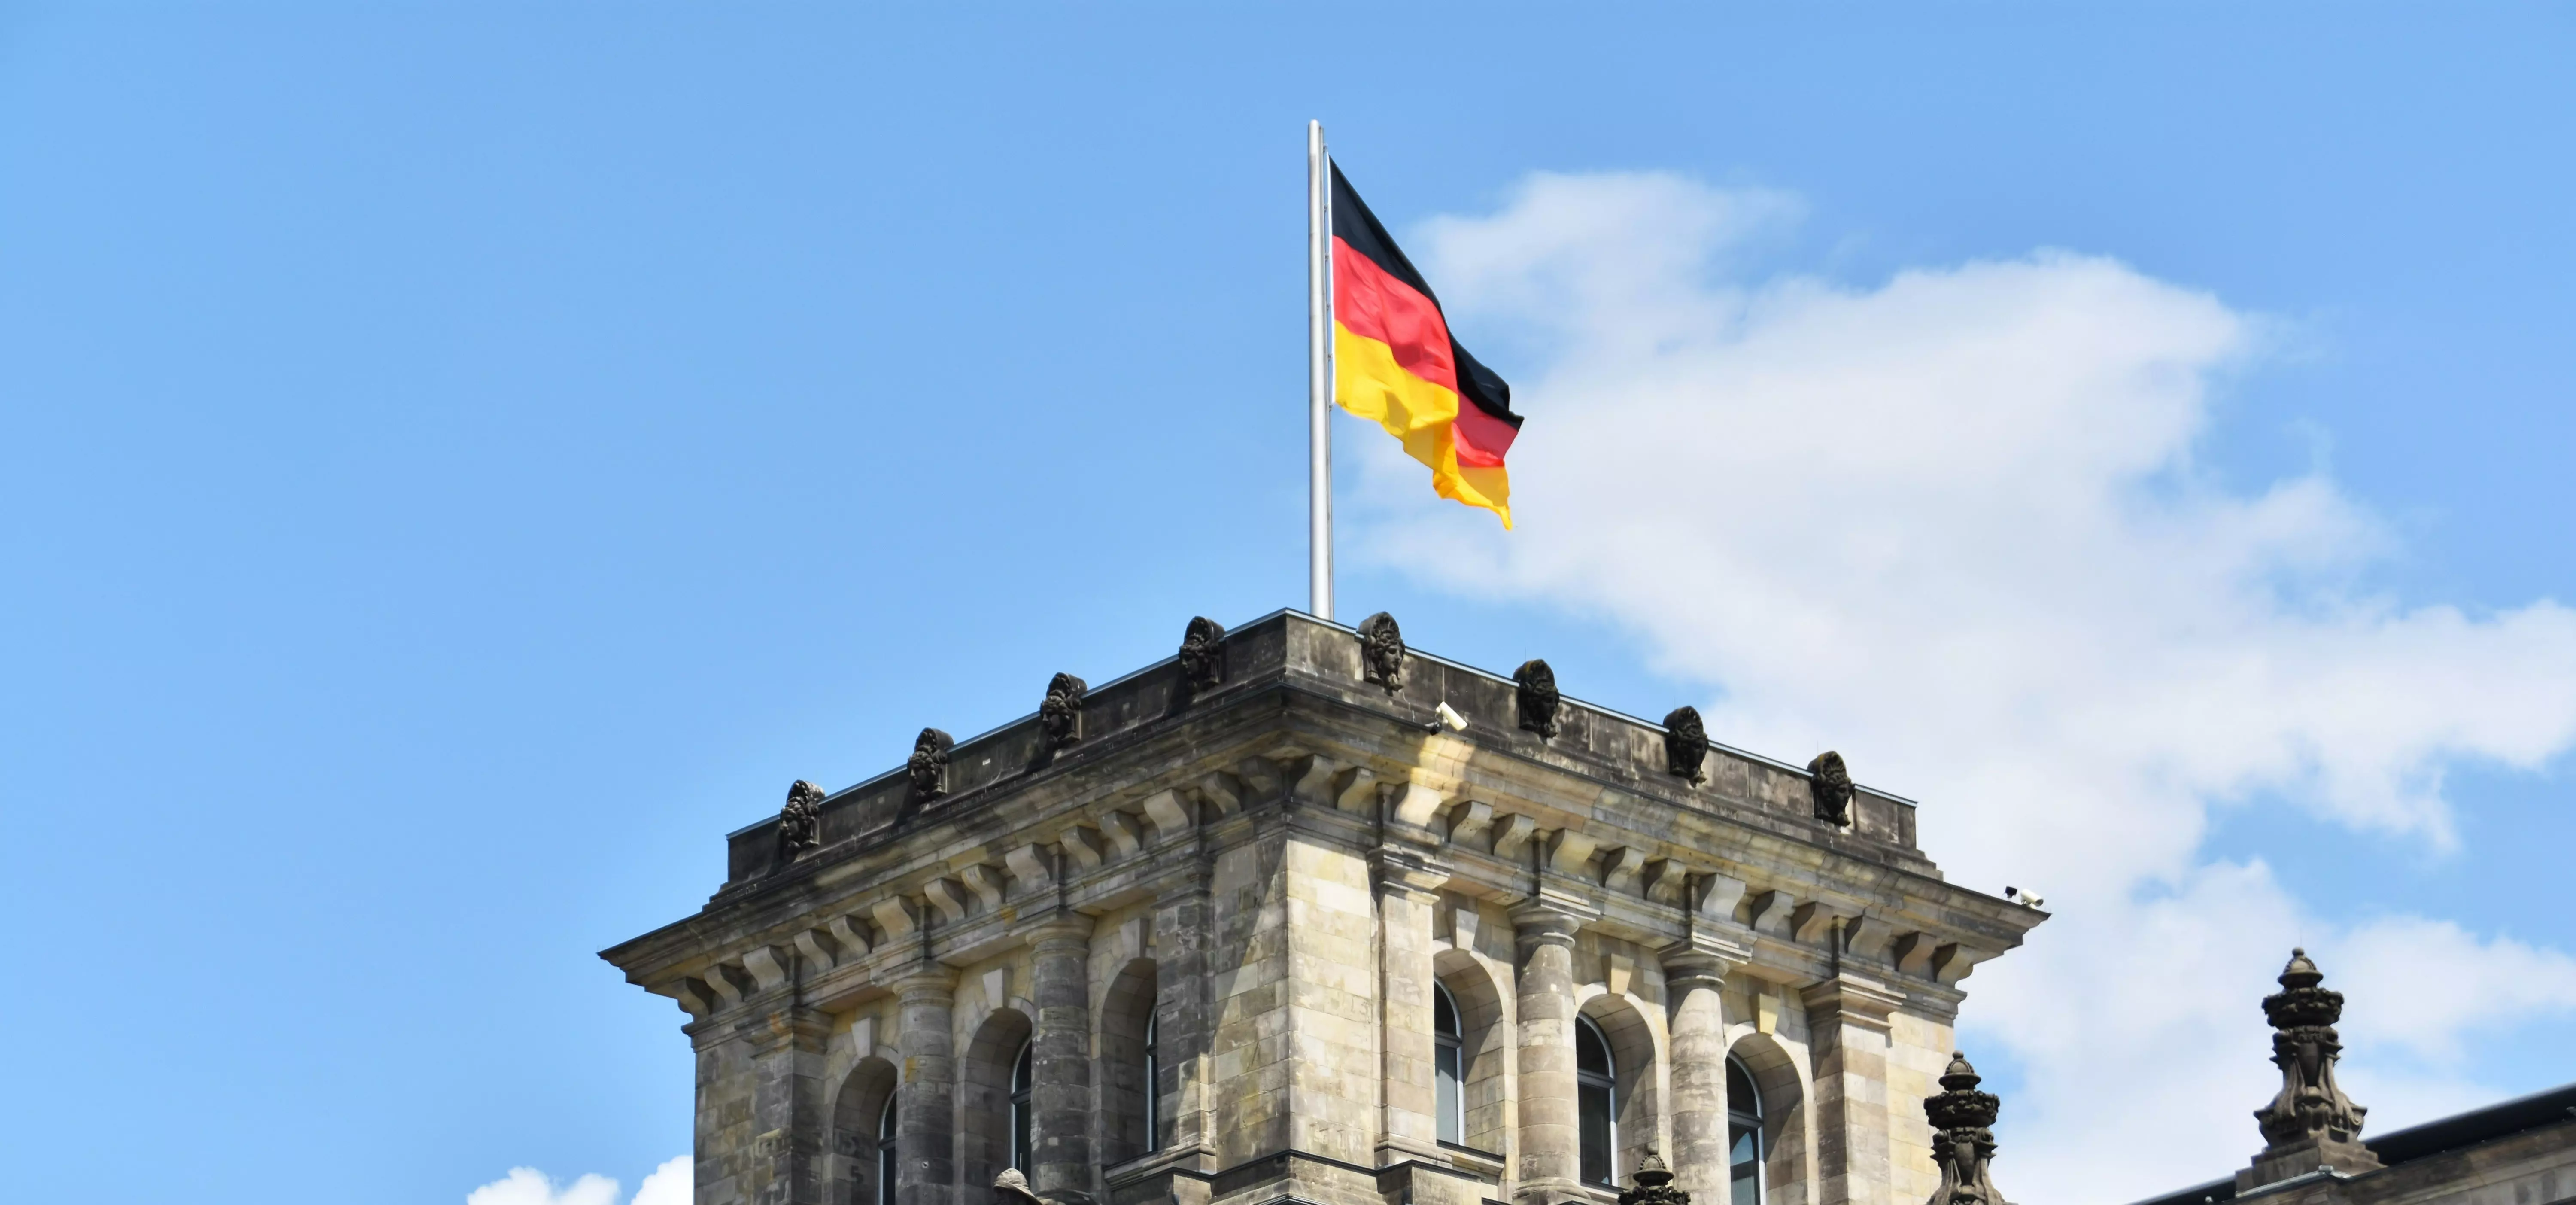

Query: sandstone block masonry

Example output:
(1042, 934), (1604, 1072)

(601, 611), (2046, 1205)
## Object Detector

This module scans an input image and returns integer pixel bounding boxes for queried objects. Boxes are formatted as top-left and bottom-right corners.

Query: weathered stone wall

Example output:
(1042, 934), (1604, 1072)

(605, 612), (2041, 1205)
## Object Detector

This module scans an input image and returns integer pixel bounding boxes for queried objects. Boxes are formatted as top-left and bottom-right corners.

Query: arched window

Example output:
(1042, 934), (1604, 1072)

(876, 1095), (899, 1205)
(1142, 1012), (1161, 1152)
(1010, 1039), (1034, 1172)
(1575, 1015), (1617, 1186)
(1726, 1056), (1763, 1205)
(1433, 985), (1465, 1145)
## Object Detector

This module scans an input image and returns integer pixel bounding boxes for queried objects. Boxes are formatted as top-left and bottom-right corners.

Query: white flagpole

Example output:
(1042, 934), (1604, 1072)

(1306, 120), (1334, 621)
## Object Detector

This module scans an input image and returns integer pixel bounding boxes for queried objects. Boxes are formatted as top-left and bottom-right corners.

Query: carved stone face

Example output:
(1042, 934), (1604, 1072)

(778, 779), (825, 853)
(1038, 672), (1086, 751)
(1807, 750), (1855, 825)
(1179, 616), (1226, 695)
(1357, 612), (1405, 694)
(1662, 706), (1709, 783)
(907, 727), (952, 800)
(1514, 658), (1561, 738)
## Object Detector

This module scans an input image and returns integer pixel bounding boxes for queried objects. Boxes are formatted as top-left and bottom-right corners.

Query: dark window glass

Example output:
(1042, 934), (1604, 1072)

(877, 1095), (899, 1205)
(1726, 1056), (1762, 1205)
(1143, 1013), (1161, 1152)
(1011, 1040), (1033, 1172)
(1576, 1017), (1611, 1077)
(1433, 985), (1463, 1145)
(1575, 1016), (1616, 1185)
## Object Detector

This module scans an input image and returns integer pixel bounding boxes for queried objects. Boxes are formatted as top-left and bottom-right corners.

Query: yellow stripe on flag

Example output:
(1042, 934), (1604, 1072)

(1335, 322), (1512, 528)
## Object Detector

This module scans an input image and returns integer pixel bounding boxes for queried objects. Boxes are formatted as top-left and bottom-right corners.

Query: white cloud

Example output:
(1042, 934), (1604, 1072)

(632, 1156), (693, 1205)
(466, 1159), (685, 1205)
(1355, 170), (2576, 1201)
(467, 1169), (620, 1205)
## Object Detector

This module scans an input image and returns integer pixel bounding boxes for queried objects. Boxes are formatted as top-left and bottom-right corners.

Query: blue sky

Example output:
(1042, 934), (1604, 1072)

(5, 5), (2573, 1204)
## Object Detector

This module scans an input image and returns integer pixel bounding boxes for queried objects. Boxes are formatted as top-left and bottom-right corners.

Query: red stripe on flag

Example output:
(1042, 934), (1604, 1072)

(1333, 235), (1459, 394)
(1450, 402), (1517, 467)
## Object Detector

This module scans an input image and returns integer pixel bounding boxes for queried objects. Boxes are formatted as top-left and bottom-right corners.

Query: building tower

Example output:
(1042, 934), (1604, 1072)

(602, 611), (2046, 1205)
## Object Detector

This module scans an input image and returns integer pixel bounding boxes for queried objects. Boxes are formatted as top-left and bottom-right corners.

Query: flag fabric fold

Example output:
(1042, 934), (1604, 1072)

(1331, 164), (1522, 528)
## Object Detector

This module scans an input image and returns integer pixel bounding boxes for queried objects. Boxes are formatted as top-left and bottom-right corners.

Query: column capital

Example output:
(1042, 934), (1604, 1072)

(1027, 911), (1095, 949)
(1801, 971), (1905, 1033)
(1509, 887), (1600, 939)
(1659, 934), (1753, 989)
(1370, 844), (1449, 898)
(891, 966), (958, 1003)
(752, 1004), (833, 1055)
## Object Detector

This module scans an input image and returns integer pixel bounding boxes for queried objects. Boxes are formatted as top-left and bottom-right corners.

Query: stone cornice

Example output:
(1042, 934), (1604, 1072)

(601, 613), (2046, 1023)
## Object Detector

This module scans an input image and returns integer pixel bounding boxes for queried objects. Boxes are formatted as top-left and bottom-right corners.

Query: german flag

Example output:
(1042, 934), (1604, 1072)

(1332, 165), (1522, 528)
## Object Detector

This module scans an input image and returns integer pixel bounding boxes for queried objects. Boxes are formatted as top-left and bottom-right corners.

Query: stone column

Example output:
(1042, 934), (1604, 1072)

(1153, 877), (1215, 1164)
(749, 1005), (832, 1205)
(1510, 901), (1582, 1205)
(1659, 952), (1734, 1205)
(894, 968), (960, 1205)
(1801, 973), (1904, 1205)
(1375, 849), (1446, 1163)
(1029, 915), (1097, 1205)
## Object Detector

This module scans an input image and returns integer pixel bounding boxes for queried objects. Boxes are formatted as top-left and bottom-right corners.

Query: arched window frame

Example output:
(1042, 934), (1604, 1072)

(1009, 1038), (1034, 1172)
(1575, 1014), (1617, 1186)
(877, 1095), (900, 1205)
(1433, 984), (1465, 1145)
(1142, 1011), (1161, 1152)
(1726, 1055), (1763, 1205)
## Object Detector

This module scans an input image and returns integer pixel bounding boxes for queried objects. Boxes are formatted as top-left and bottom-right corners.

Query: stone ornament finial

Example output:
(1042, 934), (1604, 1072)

(906, 727), (954, 806)
(1177, 616), (1227, 696)
(1923, 1050), (2005, 1205)
(777, 779), (826, 857)
(1357, 612), (1405, 694)
(2243, 947), (2380, 1184)
(1037, 672), (1087, 756)
(1514, 658), (1562, 739)
(1807, 750), (1854, 826)
(1663, 706), (1709, 784)
(994, 1168), (1048, 1205)
(1617, 1148), (1688, 1205)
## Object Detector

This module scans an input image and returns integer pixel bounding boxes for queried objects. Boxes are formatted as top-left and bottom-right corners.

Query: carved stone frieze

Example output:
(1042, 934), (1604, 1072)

(1177, 615), (1226, 696)
(777, 779), (825, 858)
(1037, 672), (1086, 756)
(1663, 706), (1709, 784)
(1514, 658), (1562, 739)
(1923, 1051), (2005, 1205)
(907, 727), (953, 806)
(1808, 749), (1855, 826)
(1357, 611), (1405, 694)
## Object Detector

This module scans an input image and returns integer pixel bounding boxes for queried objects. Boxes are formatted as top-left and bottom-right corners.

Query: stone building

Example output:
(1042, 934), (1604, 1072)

(602, 610), (2047, 1205)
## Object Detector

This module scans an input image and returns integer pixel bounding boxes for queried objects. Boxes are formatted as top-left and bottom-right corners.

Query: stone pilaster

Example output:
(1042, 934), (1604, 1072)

(1153, 875), (1216, 1165)
(750, 1005), (833, 1205)
(693, 1020), (754, 1205)
(894, 968), (959, 1205)
(1660, 936), (1748, 1205)
(1801, 973), (1905, 1205)
(1511, 900), (1584, 1205)
(1375, 846), (1448, 1163)
(1029, 915), (1096, 1204)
